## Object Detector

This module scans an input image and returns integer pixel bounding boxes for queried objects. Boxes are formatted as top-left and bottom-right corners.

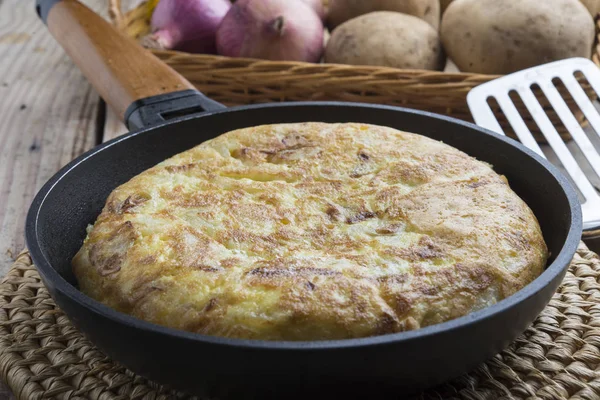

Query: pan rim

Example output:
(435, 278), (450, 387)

(26, 101), (583, 351)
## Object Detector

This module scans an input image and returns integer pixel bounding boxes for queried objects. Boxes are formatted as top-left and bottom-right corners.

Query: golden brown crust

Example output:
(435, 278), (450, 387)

(72, 123), (548, 341)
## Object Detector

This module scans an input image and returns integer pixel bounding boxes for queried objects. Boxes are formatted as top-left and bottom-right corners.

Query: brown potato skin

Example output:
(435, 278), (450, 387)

(441, 0), (594, 75)
(327, 0), (440, 30)
(325, 12), (445, 71)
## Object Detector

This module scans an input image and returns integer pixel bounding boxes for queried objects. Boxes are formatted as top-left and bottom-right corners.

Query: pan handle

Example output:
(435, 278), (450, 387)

(36, 0), (226, 130)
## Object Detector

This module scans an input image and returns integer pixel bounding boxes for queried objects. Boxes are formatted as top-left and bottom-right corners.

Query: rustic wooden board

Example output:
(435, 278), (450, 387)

(103, 104), (129, 142)
(0, 0), (101, 277)
(0, 0), (138, 272)
(0, 0), (136, 396)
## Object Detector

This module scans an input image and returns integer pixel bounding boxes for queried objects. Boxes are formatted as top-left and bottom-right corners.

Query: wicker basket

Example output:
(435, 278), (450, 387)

(108, 0), (600, 137)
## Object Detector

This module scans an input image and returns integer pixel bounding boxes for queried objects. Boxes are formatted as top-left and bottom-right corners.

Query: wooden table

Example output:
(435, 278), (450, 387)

(0, 0), (132, 397)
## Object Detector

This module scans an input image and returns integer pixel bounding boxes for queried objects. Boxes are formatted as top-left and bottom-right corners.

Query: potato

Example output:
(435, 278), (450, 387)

(325, 12), (445, 71)
(327, 0), (440, 30)
(441, 0), (594, 74)
(580, 0), (600, 16)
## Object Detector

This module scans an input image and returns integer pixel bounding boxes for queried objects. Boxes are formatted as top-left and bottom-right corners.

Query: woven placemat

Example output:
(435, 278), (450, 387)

(0, 245), (599, 400)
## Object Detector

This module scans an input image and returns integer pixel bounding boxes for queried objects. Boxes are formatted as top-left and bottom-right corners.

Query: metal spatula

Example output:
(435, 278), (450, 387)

(467, 57), (600, 231)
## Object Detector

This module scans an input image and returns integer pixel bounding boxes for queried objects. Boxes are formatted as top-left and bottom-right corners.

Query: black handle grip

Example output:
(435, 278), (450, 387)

(125, 90), (227, 130)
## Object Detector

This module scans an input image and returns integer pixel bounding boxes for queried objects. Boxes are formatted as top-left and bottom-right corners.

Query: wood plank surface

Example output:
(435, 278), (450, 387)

(0, 0), (134, 397)
(0, 0), (137, 266)
(0, 0), (101, 277)
(103, 105), (129, 141)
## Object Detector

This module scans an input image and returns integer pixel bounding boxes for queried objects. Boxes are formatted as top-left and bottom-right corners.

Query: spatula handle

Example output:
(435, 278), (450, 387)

(37, 0), (198, 123)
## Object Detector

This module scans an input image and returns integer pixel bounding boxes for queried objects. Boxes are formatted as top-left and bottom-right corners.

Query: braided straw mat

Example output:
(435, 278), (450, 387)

(0, 244), (599, 400)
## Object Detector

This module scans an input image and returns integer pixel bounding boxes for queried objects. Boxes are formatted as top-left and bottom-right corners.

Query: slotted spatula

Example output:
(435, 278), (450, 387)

(467, 57), (600, 232)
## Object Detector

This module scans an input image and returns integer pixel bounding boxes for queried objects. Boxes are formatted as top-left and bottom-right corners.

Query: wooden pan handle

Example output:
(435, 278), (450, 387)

(43, 0), (196, 121)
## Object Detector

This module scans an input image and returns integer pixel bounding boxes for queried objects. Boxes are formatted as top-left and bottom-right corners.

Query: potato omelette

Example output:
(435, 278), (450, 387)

(73, 122), (548, 341)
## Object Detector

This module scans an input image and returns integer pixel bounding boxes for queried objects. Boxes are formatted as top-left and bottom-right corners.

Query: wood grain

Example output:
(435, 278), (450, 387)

(0, 0), (108, 281)
(0, 0), (141, 393)
(47, 0), (195, 121)
(0, 0), (139, 275)
(0, 0), (98, 397)
(103, 104), (129, 142)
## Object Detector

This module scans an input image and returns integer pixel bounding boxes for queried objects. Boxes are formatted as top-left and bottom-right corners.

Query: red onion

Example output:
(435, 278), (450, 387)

(216, 0), (324, 62)
(150, 0), (231, 54)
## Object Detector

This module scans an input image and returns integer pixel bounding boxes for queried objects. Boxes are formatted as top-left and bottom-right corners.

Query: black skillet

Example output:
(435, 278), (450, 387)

(28, 0), (582, 398)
